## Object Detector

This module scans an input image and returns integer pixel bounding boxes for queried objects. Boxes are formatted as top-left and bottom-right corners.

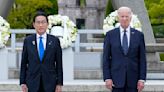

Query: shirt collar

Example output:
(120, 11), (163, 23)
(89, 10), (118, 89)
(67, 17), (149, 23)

(120, 26), (130, 33)
(37, 32), (47, 39)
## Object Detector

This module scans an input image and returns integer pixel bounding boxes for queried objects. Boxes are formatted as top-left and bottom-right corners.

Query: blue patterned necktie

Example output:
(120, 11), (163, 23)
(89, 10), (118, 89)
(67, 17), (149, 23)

(39, 36), (44, 61)
(122, 30), (128, 55)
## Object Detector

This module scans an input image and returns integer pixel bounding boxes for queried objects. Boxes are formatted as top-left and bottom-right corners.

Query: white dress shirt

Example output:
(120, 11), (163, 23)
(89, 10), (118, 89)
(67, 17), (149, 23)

(36, 33), (47, 52)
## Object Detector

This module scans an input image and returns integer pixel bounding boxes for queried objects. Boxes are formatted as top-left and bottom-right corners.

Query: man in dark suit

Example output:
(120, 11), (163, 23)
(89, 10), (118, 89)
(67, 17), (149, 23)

(20, 12), (63, 92)
(103, 7), (147, 92)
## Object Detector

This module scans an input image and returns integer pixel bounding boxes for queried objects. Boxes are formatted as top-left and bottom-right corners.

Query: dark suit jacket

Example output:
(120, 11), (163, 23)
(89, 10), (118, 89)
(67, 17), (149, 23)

(20, 34), (63, 92)
(103, 27), (147, 88)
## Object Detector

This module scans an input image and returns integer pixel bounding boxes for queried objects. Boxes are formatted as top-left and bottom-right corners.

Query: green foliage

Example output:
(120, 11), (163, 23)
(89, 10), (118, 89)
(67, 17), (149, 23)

(80, 0), (86, 8)
(105, 0), (114, 17)
(49, 0), (58, 14)
(152, 25), (164, 38)
(160, 53), (164, 61)
(7, 0), (58, 29)
(144, 0), (164, 24)
(144, 0), (164, 38)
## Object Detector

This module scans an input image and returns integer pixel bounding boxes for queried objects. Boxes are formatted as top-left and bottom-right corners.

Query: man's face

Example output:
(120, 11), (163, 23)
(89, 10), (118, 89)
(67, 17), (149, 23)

(33, 16), (48, 35)
(118, 10), (131, 29)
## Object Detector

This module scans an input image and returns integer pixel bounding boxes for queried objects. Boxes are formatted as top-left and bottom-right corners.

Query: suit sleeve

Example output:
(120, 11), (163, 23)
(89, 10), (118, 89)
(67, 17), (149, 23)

(20, 38), (28, 85)
(139, 33), (147, 80)
(103, 33), (112, 81)
(55, 38), (63, 85)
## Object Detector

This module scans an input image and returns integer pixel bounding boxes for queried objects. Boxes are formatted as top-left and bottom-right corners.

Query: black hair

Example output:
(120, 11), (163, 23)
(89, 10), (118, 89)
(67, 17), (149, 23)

(33, 11), (48, 23)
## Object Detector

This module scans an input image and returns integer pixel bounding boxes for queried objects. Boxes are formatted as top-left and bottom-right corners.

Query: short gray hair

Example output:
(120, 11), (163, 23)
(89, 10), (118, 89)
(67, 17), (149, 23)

(117, 6), (132, 17)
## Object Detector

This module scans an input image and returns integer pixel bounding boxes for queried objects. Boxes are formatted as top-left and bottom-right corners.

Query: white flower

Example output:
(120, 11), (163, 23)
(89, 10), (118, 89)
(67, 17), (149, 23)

(0, 16), (10, 49)
(48, 15), (63, 27)
(48, 14), (78, 49)
(103, 10), (142, 35)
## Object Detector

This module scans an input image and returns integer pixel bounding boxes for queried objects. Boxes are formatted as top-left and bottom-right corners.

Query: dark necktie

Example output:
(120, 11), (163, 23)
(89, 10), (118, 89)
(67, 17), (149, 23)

(122, 30), (128, 55)
(39, 36), (44, 61)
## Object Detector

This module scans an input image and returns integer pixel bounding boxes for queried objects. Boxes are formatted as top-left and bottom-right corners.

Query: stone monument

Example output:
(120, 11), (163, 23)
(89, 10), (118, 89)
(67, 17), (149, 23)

(0, 0), (15, 19)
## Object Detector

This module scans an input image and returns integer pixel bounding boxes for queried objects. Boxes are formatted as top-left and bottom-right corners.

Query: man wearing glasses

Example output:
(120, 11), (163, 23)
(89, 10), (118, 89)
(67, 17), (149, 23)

(20, 11), (63, 92)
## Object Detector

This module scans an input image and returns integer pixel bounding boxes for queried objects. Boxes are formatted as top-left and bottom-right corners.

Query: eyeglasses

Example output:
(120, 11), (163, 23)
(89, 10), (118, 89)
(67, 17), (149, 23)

(35, 20), (47, 25)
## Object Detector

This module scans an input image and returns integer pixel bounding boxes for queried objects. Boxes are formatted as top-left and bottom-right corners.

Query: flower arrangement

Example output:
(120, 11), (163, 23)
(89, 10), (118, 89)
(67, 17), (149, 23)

(0, 16), (10, 49)
(103, 10), (142, 34)
(48, 14), (78, 49)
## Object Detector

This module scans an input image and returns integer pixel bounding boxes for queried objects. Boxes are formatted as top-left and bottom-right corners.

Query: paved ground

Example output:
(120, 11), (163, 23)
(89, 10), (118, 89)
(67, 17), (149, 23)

(0, 79), (164, 92)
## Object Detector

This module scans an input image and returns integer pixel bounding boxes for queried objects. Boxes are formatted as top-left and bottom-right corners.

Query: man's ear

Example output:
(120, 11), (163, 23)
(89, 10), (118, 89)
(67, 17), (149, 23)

(33, 22), (35, 28)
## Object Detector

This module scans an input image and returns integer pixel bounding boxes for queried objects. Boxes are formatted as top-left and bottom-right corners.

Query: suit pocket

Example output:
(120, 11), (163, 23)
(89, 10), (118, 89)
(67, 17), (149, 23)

(25, 71), (30, 81)
(49, 70), (57, 78)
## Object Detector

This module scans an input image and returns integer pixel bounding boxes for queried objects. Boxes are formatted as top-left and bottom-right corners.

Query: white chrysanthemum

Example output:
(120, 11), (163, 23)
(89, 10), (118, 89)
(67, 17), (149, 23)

(48, 14), (78, 49)
(103, 10), (142, 35)
(0, 16), (10, 49)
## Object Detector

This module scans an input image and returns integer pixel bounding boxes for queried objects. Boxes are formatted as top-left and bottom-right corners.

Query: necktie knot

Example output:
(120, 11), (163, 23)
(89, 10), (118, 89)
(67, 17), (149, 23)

(39, 36), (43, 39)
(124, 30), (126, 33)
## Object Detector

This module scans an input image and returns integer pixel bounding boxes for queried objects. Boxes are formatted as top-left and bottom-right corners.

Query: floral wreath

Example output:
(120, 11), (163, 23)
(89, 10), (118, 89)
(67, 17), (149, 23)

(48, 14), (77, 49)
(0, 16), (10, 49)
(103, 10), (142, 35)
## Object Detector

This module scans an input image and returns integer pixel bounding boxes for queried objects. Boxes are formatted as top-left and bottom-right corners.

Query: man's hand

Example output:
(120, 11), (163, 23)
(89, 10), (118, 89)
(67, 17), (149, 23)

(55, 85), (62, 92)
(105, 79), (114, 90)
(137, 81), (145, 92)
(21, 84), (27, 92)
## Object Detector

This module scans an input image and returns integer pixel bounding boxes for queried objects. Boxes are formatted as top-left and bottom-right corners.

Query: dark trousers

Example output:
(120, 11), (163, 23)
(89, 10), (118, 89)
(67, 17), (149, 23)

(112, 73), (138, 92)
(28, 76), (55, 92)
(112, 87), (137, 92)
(28, 78), (45, 92)
(38, 76), (45, 92)
(37, 76), (56, 92)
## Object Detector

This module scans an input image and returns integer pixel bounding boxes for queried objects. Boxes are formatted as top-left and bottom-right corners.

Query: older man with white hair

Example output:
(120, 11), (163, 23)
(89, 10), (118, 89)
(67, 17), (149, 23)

(103, 6), (147, 92)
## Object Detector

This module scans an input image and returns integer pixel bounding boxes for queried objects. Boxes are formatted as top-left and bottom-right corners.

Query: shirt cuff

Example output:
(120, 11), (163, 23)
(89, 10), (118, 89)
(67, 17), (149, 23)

(105, 79), (112, 82)
(139, 80), (145, 83)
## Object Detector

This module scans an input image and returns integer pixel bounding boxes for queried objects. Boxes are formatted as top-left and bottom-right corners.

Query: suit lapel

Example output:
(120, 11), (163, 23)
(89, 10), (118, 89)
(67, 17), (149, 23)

(42, 34), (53, 63)
(127, 28), (135, 55)
(115, 28), (123, 54)
(31, 34), (40, 63)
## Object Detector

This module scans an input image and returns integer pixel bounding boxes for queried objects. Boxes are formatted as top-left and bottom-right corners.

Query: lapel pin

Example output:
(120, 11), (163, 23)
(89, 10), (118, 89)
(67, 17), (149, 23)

(131, 32), (135, 34)
(32, 41), (35, 45)
(49, 41), (52, 45)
